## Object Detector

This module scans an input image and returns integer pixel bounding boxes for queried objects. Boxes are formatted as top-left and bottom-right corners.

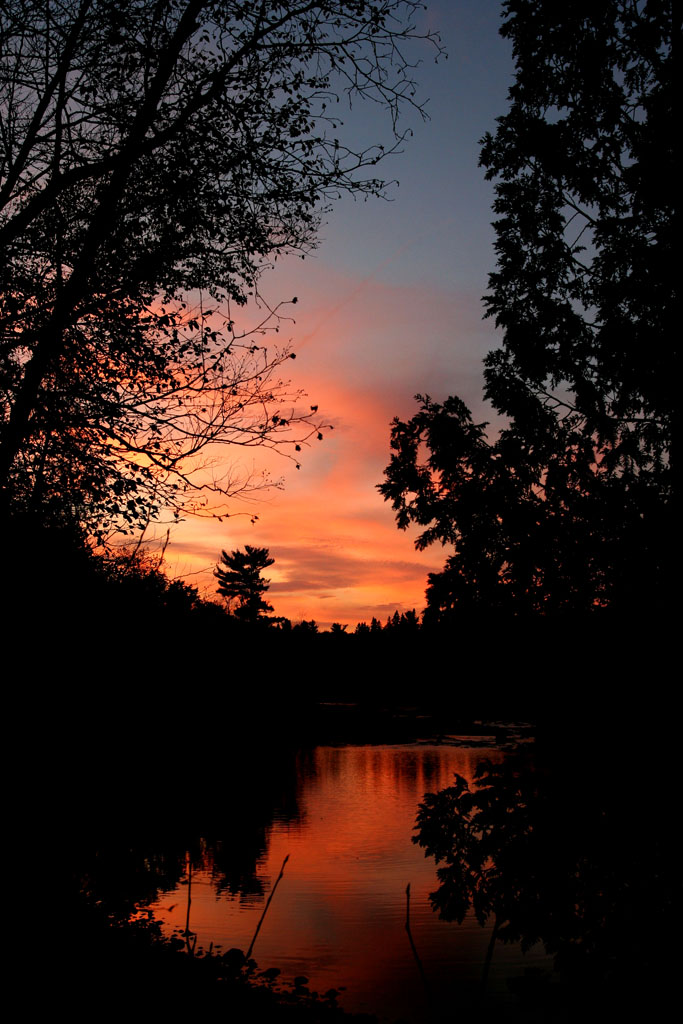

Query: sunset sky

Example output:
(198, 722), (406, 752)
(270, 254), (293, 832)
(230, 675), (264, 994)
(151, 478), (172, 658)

(164, 1), (514, 627)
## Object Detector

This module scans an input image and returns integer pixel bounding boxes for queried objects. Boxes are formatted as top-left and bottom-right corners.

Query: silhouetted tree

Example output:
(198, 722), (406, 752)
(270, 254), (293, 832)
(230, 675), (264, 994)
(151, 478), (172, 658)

(0, 1), (442, 536)
(292, 619), (319, 634)
(215, 544), (274, 624)
(272, 616), (293, 633)
(400, 609), (420, 632)
(414, 749), (675, 1010)
(380, 0), (673, 617)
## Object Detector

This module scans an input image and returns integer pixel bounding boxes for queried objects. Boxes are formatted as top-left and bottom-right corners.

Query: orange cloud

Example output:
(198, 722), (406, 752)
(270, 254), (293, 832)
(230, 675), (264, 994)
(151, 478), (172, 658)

(161, 261), (500, 626)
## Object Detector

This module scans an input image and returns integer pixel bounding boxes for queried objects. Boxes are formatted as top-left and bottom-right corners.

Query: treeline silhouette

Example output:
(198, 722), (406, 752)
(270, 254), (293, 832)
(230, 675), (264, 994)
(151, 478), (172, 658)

(9, 513), (669, 678)
(8, 512), (651, 727)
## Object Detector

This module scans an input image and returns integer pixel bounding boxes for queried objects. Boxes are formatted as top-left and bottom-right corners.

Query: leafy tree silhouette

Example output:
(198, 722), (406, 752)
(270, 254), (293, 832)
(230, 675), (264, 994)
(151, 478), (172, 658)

(215, 545), (275, 625)
(292, 619), (319, 634)
(0, 1), (442, 536)
(414, 748), (675, 1012)
(380, 0), (673, 617)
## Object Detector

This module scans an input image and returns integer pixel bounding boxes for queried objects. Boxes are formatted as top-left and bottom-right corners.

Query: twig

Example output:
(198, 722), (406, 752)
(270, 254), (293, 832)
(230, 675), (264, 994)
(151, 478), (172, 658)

(246, 854), (289, 960)
(405, 883), (431, 1010)
(183, 852), (195, 956)
(478, 915), (500, 1003)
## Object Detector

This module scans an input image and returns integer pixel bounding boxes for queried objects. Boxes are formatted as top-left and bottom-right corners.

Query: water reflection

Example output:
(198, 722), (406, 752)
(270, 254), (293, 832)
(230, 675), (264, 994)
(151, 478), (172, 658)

(148, 744), (548, 1021)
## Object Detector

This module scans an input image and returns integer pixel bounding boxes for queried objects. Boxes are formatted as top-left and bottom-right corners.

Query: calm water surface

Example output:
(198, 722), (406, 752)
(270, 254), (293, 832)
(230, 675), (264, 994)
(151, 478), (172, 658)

(149, 743), (548, 1021)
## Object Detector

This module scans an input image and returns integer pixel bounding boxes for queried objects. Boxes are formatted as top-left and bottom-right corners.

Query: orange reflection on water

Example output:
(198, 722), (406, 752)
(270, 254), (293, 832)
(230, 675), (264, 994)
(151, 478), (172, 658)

(151, 744), (548, 1021)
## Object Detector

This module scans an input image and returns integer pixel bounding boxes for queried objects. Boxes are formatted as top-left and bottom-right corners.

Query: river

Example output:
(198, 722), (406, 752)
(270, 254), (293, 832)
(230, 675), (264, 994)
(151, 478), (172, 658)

(143, 740), (548, 1021)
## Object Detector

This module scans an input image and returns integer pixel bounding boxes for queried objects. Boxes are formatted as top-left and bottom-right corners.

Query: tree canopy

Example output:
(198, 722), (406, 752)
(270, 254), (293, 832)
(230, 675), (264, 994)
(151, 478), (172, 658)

(381, 0), (674, 618)
(1, 0), (441, 538)
(215, 543), (275, 623)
